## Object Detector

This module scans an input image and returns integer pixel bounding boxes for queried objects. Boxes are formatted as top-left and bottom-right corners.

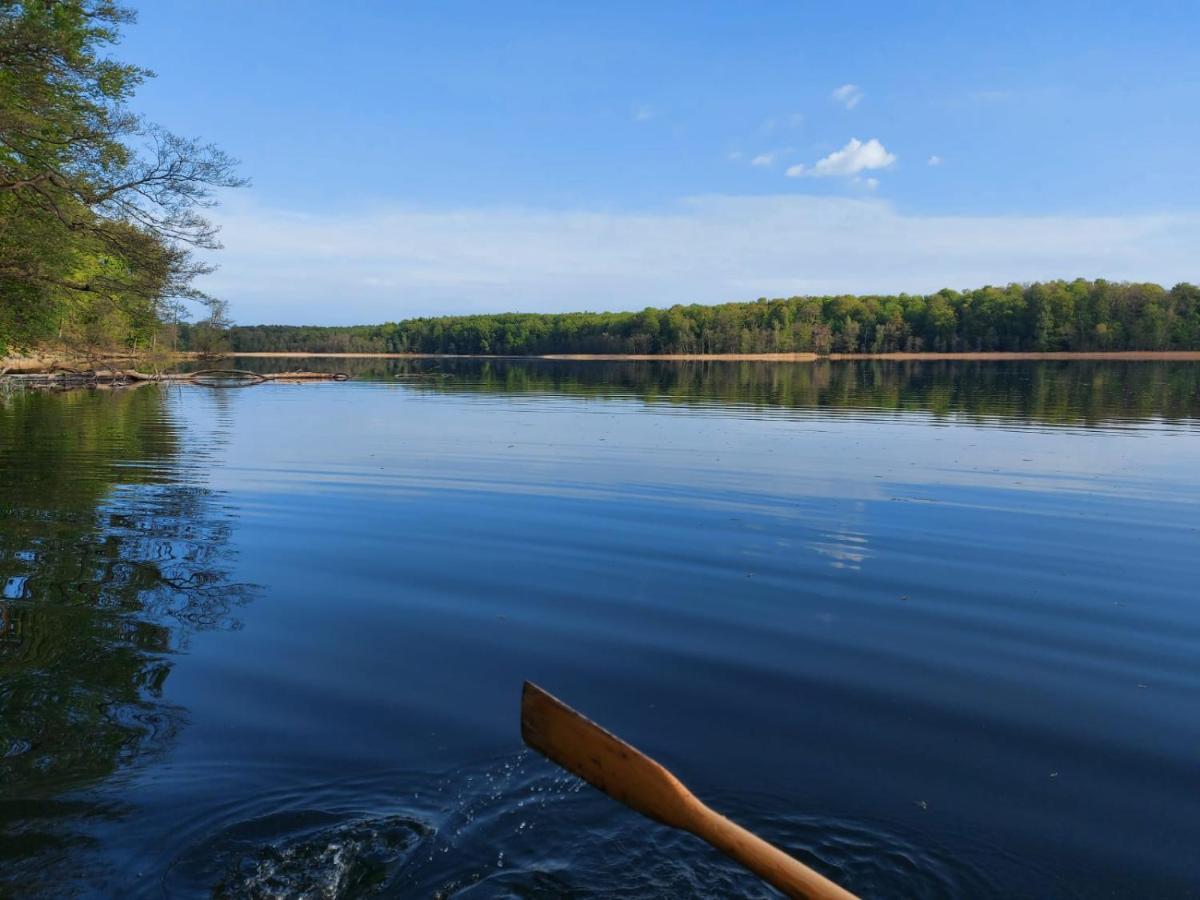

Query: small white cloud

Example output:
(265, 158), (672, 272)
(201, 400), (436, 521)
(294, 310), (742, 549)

(733, 148), (791, 167)
(927, 155), (943, 166)
(632, 103), (655, 122)
(831, 84), (864, 110)
(787, 137), (896, 179)
(857, 176), (880, 190)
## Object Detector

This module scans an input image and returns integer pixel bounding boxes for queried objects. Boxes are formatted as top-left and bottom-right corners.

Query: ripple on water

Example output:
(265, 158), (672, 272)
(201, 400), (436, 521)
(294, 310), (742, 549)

(161, 754), (1015, 899)
(204, 811), (429, 899)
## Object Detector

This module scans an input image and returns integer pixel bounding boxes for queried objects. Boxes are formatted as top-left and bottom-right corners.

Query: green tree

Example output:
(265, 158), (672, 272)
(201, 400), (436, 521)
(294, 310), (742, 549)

(0, 0), (244, 354)
(209, 280), (1200, 357)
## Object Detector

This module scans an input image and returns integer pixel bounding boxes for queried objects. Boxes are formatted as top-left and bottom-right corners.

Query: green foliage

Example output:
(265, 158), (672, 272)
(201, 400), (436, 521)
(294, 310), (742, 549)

(213, 280), (1200, 356)
(0, 0), (241, 355)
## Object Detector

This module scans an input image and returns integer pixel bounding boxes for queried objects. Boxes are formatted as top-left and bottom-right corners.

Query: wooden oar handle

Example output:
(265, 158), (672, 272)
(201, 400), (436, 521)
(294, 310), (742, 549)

(520, 682), (859, 899)
(687, 804), (858, 900)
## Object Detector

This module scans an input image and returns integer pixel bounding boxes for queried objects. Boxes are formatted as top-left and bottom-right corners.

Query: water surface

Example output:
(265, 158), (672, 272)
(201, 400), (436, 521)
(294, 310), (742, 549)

(2, 359), (1198, 897)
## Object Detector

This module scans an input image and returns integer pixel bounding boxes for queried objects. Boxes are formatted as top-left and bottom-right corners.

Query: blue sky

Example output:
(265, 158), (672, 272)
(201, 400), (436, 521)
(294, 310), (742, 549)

(120, 1), (1200, 324)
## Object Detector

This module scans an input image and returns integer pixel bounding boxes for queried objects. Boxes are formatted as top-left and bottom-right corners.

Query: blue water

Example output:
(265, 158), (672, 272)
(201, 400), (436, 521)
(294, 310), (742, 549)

(1, 359), (1198, 898)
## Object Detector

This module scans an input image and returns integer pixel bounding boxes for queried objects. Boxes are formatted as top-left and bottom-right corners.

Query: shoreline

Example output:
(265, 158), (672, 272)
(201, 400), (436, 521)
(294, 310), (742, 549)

(829, 350), (1200, 361)
(1, 349), (199, 374)
(224, 350), (1200, 362)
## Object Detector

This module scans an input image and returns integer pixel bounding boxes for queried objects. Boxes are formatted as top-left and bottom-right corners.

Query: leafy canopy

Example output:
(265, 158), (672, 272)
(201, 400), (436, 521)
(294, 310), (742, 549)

(0, 0), (244, 353)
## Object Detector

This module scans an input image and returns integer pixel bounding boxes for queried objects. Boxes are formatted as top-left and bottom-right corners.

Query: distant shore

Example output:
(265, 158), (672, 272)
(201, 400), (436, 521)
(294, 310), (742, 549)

(225, 350), (1200, 362)
(830, 351), (1200, 361)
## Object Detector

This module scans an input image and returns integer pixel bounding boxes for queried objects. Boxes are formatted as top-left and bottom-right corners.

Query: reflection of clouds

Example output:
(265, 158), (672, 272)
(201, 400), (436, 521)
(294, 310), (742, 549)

(811, 529), (869, 571)
(208, 362), (1200, 532)
(809, 502), (871, 571)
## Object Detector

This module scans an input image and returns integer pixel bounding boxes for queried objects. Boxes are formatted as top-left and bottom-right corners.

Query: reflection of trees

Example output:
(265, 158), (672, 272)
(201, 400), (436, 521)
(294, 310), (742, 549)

(0, 386), (254, 885)
(231, 357), (1200, 428)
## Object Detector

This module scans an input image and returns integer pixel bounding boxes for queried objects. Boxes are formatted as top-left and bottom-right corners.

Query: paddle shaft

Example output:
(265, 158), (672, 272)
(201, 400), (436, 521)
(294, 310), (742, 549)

(520, 682), (859, 900)
(681, 799), (858, 900)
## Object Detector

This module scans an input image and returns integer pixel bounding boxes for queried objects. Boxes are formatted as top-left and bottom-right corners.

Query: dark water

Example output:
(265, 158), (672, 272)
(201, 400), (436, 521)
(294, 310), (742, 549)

(1, 359), (1198, 899)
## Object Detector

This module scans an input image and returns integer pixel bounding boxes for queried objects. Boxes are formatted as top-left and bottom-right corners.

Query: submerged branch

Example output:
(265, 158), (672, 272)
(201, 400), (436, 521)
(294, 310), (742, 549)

(3, 368), (350, 390)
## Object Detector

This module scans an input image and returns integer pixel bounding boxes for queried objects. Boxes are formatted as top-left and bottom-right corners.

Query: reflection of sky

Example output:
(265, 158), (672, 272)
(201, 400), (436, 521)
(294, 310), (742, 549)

(161, 380), (1200, 598)
(811, 502), (871, 571)
(180, 383), (1200, 514)
(122, 375), (1200, 897)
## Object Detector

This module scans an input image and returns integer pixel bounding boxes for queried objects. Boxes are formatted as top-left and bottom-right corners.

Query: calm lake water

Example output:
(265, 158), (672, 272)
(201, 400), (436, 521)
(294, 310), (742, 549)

(1, 359), (1198, 898)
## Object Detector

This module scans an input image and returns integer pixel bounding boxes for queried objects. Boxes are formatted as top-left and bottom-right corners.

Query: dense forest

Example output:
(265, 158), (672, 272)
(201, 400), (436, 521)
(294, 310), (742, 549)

(212, 280), (1200, 356)
(0, 1), (239, 357)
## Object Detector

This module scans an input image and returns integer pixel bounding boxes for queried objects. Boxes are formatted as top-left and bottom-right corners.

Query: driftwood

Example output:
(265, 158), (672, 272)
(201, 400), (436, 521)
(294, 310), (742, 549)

(124, 368), (263, 383)
(125, 368), (348, 383)
(2, 367), (349, 390)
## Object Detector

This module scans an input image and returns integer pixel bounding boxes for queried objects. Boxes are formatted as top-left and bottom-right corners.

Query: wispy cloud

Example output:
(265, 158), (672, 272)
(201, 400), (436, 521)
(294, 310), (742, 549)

(761, 113), (804, 135)
(786, 138), (896, 178)
(927, 155), (944, 166)
(730, 147), (791, 168)
(632, 103), (655, 122)
(205, 195), (1200, 325)
(831, 84), (864, 109)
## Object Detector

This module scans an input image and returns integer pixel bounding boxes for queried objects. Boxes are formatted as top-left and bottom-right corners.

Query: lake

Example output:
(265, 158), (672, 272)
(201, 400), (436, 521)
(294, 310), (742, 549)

(1, 358), (1198, 898)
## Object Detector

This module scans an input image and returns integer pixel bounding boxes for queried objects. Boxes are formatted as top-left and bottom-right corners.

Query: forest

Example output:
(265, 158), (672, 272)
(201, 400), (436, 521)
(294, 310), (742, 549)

(0, 1), (239, 357)
(211, 280), (1200, 356)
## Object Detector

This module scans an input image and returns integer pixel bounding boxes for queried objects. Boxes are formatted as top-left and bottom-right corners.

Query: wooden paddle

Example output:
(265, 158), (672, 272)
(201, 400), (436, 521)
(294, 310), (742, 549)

(520, 681), (859, 899)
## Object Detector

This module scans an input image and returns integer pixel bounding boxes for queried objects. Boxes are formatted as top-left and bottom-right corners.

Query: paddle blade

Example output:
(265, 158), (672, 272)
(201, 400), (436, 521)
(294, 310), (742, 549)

(520, 681), (701, 831)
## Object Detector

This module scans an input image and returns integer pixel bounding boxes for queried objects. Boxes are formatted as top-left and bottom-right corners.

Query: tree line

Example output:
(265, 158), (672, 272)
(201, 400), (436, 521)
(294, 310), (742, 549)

(211, 280), (1200, 356)
(0, 0), (240, 357)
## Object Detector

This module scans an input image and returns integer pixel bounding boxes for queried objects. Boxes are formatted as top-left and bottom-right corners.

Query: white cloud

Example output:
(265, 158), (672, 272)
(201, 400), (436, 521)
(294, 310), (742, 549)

(831, 84), (864, 109)
(632, 103), (655, 122)
(928, 155), (944, 166)
(203, 195), (1200, 325)
(751, 153), (776, 167)
(786, 138), (896, 178)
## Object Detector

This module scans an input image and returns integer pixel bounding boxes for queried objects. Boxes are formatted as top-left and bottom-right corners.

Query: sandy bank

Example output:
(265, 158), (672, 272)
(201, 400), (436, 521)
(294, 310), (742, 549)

(828, 351), (1200, 361)
(225, 351), (820, 361)
(1, 349), (198, 374)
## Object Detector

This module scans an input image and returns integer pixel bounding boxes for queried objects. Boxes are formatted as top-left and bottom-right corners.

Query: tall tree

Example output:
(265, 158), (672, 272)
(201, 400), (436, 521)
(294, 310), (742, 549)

(0, 0), (244, 353)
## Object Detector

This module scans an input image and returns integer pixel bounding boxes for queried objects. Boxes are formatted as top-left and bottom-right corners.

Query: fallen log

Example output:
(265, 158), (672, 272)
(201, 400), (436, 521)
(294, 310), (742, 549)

(261, 372), (350, 381)
(3, 368), (350, 389)
(123, 368), (348, 384)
